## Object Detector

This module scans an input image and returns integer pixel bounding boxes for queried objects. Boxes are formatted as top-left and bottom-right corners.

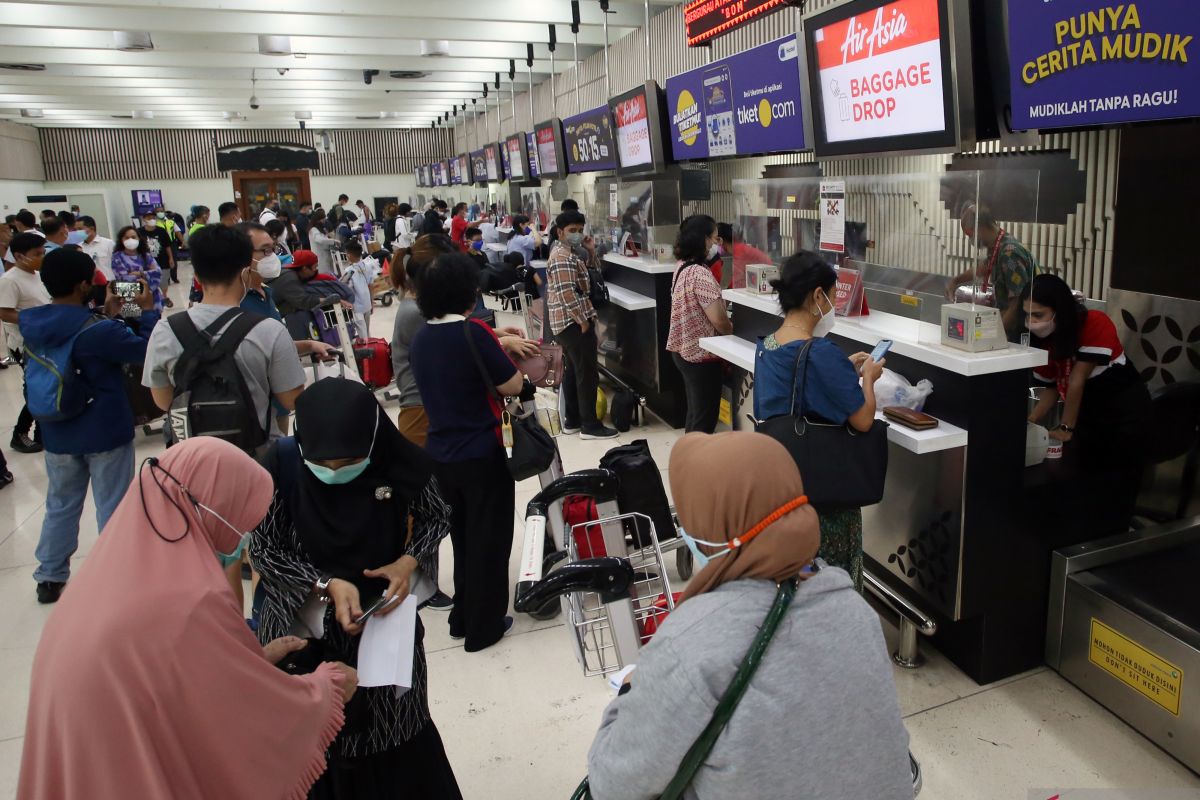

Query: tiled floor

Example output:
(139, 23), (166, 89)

(0, 262), (1196, 799)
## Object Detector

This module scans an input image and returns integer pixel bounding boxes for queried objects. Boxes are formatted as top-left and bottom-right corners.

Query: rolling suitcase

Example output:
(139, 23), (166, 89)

(353, 337), (393, 389)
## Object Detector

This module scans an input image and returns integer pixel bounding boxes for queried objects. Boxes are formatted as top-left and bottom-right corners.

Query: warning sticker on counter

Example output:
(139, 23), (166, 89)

(1089, 618), (1183, 715)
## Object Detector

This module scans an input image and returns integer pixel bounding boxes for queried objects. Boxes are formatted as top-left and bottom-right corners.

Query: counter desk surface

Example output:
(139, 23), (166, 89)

(602, 253), (678, 275)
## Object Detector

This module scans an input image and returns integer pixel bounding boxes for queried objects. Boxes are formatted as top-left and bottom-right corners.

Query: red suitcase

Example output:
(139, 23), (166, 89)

(353, 337), (393, 389)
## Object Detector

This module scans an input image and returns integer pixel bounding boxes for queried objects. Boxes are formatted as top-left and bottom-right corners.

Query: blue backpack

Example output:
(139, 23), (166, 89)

(24, 317), (99, 422)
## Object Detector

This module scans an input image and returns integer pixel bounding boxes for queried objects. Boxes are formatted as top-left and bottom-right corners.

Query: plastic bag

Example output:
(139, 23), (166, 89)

(873, 368), (933, 411)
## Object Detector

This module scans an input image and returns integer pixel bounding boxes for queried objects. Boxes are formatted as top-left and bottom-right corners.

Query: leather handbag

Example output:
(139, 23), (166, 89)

(755, 339), (889, 510)
(463, 322), (558, 481)
(569, 579), (798, 800)
(586, 266), (610, 310)
(517, 342), (564, 389)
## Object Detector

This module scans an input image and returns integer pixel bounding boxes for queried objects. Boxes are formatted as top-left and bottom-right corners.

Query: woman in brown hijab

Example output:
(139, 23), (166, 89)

(587, 432), (913, 800)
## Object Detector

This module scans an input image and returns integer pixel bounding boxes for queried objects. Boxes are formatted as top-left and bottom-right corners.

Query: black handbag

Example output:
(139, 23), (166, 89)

(755, 338), (889, 510)
(586, 267), (610, 310)
(463, 322), (557, 481)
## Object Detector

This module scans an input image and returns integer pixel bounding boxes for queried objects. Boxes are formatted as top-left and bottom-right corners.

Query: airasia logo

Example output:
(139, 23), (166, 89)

(616, 96), (646, 126)
(839, 6), (909, 64)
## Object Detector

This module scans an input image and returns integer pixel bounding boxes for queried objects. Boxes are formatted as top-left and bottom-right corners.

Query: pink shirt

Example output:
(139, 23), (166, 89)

(667, 262), (724, 363)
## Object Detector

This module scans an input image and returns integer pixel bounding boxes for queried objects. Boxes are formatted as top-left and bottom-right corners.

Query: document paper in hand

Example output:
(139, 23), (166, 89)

(357, 594), (418, 688)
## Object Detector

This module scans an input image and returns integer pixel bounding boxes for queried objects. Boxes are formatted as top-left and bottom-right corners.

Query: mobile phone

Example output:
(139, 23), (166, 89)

(113, 281), (140, 299)
(354, 593), (400, 626)
(869, 339), (893, 363)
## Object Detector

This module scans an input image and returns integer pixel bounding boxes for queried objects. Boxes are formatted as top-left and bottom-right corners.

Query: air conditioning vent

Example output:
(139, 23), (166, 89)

(419, 40), (450, 58)
(20, 109), (45, 118)
(258, 35), (292, 56)
(0, 63), (46, 71)
(113, 32), (154, 52)
(389, 70), (431, 80)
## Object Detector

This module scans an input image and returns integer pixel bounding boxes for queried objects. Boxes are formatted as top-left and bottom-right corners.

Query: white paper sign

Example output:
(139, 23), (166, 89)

(819, 180), (846, 253)
(357, 594), (418, 689)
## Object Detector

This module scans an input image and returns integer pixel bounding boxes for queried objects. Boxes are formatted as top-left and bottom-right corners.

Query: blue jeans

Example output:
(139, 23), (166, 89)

(34, 442), (135, 583)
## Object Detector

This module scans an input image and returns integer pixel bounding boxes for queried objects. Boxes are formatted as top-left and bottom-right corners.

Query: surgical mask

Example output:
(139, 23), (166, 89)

(680, 495), (811, 571)
(707, 243), (721, 261)
(192, 498), (250, 568)
(470, 239), (484, 251)
(1027, 317), (1056, 338)
(123, 237), (140, 251)
(255, 253), (282, 280)
(144, 220), (157, 229)
(812, 290), (836, 338)
(66, 229), (87, 246)
(565, 232), (584, 247)
(156, 212), (166, 220)
(302, 413), (378, 485)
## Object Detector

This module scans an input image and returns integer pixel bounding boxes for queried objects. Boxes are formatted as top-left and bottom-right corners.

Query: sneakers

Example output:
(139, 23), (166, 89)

(421, 590), (454, 611)
(580, 424), (619, 440)
(10, 433), (43, 454)
(561, 423), (582, 435)
(450, 616), (515, 642)
(0, 470), (12, 490)
(36, 581), (65, 604)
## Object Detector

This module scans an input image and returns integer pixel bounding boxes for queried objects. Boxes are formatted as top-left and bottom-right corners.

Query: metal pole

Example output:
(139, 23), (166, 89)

(509, 60), (516, 135)
(527, 43), (535, 130)
(601, 1), (611, 101)
(573, 31), (581, 113)
(495, 73), (502, 136)
(548, 24), (557, 118)
(643, 0), (651, 81)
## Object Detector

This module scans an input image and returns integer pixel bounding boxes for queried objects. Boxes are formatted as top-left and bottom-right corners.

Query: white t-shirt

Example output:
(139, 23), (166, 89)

(81, 236), (116, 279)
(0, 266), (51, 350)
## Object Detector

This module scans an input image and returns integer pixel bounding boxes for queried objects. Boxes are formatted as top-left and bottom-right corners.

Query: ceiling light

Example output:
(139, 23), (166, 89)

(132, 110), (154, 119)
(113, 31), (154, 52)
(381, 111), (401, 119)
(258, 35), (292, 56)
(420, 40), (451, 58)
(0, 63), (46, 72)
(222, 111), (244, 120)
(19, 109), (44, 118)
(294, 111), (313, 120)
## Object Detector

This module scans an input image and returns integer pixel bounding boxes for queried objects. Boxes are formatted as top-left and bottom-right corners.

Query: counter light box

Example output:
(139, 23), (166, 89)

(610, 80), (671, 177)
(505, 133), (529, 181)
(563, 105), (618, 174)
(802, 0), (974, 158)
(483, 143), (501, 182)
(534, 118), (568, 179)
(469, 149), (488, 184)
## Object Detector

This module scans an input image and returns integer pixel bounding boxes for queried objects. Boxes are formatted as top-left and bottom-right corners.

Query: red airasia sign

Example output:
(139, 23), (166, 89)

(684, 0), (789, 47)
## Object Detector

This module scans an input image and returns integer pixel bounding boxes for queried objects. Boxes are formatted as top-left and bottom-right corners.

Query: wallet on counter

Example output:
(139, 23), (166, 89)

(882, 406), (940, 430)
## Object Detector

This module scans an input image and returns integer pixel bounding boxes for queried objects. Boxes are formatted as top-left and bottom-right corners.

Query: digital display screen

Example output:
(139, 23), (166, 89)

(684, 0), (789, 47)
(562, 106), (617, 173)
(948, 316), (965, 341)
(483, 143), (500, 181)
(470, 149), (487, 184)
(505, 133), (527, 181)
(805, 0), (959, 157)
(527, 132), (539, 178)
(449, 156), (463, 185)
(500, 140), (512, 179)
(534, 118), (567, 179)
(613, 90), (653, 168)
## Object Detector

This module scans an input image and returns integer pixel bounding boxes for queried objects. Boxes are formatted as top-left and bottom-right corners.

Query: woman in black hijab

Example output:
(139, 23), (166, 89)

(251, 377), (462, 799)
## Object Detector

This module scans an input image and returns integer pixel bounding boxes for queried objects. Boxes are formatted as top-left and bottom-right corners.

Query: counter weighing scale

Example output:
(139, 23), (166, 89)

(940, 302), (1007, 353)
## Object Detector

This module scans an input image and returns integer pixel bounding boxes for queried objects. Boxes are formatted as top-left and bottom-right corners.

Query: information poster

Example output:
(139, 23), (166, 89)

(812, 0), (946, 143)
(1008, 1), (1198, 129)
(536, 124), (560, 175)
(613, 91), (653, 168)
(563, 106), (618, 173)
(666, 35), (806, 161)
(819, 179), (846, 253)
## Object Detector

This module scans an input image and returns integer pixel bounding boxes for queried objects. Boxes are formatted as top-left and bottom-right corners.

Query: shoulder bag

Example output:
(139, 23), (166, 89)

(570, 579), (798, 800)
(755, 339), (889, 510)
(462, 321), (558, 481)
(517, 342), (564, 389)
(584, 258), (610, 310)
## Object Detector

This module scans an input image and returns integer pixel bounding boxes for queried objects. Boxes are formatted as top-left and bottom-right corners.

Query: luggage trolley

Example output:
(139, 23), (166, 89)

(514, 469), (683, 677)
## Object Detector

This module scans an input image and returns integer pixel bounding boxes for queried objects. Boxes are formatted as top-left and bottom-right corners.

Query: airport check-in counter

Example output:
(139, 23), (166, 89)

(698, 289), (1132, 683)
(593, 254), (688, 429)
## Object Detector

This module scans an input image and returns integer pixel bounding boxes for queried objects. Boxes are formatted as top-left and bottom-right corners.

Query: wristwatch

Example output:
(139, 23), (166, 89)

(1057, 424), (1076, 433)
(315, 573), (334, 603)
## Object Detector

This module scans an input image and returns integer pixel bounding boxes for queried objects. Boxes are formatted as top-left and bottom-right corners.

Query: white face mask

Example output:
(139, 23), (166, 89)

(255, 253), (282, 280)
(812, 290), (836, 338)
(1027, 317), (1056, 338)
(707, 242), (721, 261)
(123, 237), (140, 251)
(144, 219), (157, 229)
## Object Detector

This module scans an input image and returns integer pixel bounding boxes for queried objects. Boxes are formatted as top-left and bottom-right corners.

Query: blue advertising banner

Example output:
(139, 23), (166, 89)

(527, 132), (539, 178)
(1008, 1), (1199, 129)
(665, 35), (806, 161)
(563, 106), (618, 173)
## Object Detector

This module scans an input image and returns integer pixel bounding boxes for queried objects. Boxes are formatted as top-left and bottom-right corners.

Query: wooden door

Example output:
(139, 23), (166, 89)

(231, 170), (312, 220)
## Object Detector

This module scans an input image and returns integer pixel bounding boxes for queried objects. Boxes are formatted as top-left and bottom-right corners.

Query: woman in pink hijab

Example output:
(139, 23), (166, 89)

(18, 437), (357, 800)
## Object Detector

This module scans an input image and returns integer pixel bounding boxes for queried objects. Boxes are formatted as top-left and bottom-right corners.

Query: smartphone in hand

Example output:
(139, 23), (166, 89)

(869, 339), (893, 363)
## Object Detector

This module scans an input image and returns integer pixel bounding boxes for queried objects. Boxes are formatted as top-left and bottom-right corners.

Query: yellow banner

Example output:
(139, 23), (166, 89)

(1089, 618), (1183, 715)
(718, 398), (733, 426)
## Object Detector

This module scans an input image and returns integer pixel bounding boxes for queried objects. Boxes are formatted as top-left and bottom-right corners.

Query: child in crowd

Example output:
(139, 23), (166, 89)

(341, 239), (380, 337)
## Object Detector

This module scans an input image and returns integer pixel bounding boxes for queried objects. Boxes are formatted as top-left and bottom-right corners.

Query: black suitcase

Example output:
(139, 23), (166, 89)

(599, 440), (676, 548)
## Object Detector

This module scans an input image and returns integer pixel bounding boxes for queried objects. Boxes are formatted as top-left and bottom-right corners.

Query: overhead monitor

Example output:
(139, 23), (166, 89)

(533, 118), (568, 179)
(470, 149), (488, 184)
(449, 155), (462, 185)
(435, 160), (449, 186)
(505, 132), (529, 181)
(610, 80), (671, 177)
(483, 142), (501, 181)
(527, 132), (540, 179)
(802, 0), (974, 158)
(563, 105), (618, 173)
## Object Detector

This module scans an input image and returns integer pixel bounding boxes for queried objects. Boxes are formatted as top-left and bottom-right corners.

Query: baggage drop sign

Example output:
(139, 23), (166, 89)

(1008, 1), (1199, 129)
(812, 0), (947, 144)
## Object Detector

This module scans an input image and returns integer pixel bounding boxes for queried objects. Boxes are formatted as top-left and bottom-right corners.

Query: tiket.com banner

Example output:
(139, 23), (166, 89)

(813, 0), (946, 144)
(1009, 1), (1198, 129)
(665, 35), (806, 160)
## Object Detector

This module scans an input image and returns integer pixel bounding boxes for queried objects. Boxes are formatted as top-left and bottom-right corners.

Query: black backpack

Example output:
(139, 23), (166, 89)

(600, 440), (676, 548)
(609, 388), (639, 433)
(166, 308), (269, 452)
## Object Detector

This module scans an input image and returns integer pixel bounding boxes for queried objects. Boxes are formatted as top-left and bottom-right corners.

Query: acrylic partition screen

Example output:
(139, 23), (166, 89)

(730, 170), (1052, 322)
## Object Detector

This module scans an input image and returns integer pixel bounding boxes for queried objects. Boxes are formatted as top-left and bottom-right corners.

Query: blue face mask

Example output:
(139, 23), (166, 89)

(301, 413), (377, 485)
(470, 239), (484, 251)
(679, 528), (733, 571)
(66, 229), (88, 246)
(192, 498), (250, 568)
